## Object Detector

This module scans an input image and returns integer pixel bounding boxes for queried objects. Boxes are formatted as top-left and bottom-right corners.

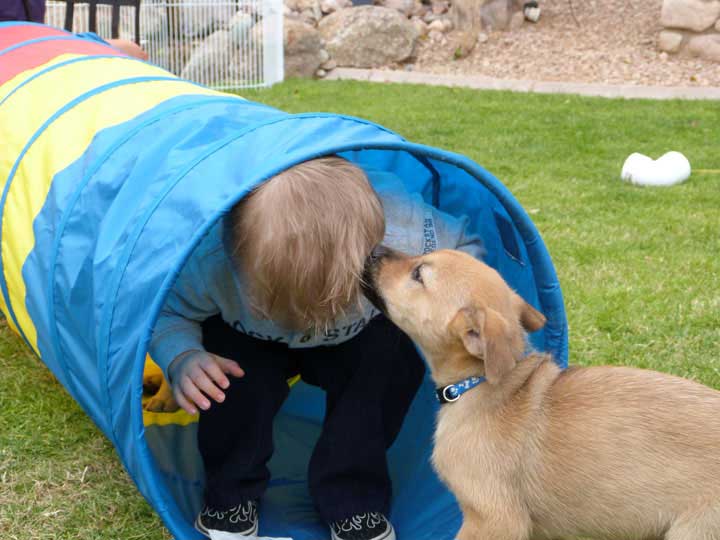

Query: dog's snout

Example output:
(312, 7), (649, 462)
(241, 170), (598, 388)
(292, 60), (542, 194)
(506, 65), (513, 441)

(362, 245), (391, 315)
(368, 244), (402, 265)
(369, 244), (391, 262)
(365, 245), (393, 276)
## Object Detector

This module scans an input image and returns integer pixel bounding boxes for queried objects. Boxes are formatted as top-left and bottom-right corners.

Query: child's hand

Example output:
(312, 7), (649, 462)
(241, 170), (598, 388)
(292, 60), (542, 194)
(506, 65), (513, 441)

(168, 350), (244, 415)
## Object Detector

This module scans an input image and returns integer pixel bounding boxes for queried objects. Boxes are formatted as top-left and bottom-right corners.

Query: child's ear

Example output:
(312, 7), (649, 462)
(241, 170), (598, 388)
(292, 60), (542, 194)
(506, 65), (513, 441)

(449, 306), (516, 384)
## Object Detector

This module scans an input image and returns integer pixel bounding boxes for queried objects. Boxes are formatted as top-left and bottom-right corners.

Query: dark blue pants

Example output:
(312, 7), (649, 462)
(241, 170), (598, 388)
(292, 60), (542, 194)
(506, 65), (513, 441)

(198, 314), (425, 522)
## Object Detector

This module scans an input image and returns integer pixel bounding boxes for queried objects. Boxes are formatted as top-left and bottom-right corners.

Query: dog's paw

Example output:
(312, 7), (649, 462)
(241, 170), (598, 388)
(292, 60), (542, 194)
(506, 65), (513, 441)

(144, 393), (181, 413)
(143, 373), (164, 395)
(143, 378), (180, 413)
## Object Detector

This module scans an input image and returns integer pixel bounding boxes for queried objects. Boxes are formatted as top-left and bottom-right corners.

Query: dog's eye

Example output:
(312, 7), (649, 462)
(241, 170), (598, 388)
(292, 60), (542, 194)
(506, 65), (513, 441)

(411, 264), (424, 285)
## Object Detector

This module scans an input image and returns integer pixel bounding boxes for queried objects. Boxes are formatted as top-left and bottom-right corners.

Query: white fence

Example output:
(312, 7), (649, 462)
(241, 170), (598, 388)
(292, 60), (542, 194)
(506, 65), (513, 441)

(46, 0), (284, 90)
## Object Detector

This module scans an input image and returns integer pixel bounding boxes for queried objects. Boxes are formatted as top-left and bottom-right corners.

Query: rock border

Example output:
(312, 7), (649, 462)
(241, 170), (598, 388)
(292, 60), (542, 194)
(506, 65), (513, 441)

(325, 67), (720, 100)
(659, 0), (720, 62)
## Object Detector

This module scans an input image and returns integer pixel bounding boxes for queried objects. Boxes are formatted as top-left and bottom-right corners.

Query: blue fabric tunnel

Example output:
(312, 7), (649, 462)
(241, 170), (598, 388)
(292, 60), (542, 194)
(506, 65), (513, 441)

(0, 22), (568, 540)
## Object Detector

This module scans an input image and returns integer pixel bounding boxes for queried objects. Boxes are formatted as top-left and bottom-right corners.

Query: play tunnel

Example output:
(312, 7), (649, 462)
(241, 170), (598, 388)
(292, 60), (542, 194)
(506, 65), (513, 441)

(0, 22), (568, 540)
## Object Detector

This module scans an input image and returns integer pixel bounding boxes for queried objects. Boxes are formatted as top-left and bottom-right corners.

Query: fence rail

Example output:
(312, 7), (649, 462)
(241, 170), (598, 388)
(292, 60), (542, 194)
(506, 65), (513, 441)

(46, 0), (284, 89)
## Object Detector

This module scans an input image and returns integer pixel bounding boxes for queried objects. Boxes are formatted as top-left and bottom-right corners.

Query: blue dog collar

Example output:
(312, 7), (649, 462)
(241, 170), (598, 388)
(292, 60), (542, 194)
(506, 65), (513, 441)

(436, 376), (486, 404)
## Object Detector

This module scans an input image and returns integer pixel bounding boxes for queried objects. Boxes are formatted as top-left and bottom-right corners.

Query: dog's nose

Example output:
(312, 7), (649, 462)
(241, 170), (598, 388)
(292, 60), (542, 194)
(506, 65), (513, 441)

(361, 247), (388, 314)
(369, 244), (392, 262)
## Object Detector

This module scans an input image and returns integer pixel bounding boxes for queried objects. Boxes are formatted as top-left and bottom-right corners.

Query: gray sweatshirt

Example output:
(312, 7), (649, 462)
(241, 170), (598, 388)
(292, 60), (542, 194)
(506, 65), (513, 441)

(149, 168), (484, 375)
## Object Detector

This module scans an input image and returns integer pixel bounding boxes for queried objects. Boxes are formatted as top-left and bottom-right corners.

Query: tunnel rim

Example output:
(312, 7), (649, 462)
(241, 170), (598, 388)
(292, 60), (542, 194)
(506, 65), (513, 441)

(123, 132), (567, 538)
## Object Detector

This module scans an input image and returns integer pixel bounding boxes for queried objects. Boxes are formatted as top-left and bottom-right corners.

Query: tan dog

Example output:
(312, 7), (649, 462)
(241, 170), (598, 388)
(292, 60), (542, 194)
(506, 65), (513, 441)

(362, 247), (720, 540)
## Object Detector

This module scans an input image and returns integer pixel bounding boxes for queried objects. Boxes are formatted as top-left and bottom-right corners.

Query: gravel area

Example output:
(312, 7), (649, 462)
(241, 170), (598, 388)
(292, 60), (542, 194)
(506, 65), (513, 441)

(408, 0), (720, 87)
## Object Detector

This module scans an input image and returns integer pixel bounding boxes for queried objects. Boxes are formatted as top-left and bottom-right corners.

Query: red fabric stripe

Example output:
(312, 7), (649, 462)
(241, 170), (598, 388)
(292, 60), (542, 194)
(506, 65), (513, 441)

(0, 24), (69, 50)
(0, 40), (125, 86)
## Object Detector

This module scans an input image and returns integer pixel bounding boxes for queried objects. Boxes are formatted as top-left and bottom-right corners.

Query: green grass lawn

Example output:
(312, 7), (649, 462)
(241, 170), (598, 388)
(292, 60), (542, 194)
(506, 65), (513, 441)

(1, 80), (719, 539)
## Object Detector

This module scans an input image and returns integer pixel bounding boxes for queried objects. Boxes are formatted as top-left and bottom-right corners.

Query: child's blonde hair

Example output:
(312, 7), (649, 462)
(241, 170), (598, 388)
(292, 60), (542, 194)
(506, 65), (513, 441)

(230, 156), (385, 331)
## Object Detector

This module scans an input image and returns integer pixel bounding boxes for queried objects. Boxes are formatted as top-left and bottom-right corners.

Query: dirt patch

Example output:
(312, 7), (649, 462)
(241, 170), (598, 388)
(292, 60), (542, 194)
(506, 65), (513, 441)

(407, 0), (720, 87)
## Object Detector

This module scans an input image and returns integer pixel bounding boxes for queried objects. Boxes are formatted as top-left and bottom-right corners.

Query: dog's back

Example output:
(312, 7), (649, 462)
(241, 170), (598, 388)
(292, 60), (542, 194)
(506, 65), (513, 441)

(528, 363), (720, 539)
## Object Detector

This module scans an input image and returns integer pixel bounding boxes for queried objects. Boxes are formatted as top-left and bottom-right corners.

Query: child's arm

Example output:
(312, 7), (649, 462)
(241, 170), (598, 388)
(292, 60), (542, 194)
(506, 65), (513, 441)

(149, 257), (213, 377)
(75, 32), (148, 60)
(149, 258), (243, 414)
(106, 39), (148, 60)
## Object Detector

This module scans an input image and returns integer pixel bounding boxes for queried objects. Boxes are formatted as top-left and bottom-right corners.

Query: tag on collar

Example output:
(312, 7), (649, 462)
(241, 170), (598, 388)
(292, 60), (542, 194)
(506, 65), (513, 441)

(436, 376), (486, 404)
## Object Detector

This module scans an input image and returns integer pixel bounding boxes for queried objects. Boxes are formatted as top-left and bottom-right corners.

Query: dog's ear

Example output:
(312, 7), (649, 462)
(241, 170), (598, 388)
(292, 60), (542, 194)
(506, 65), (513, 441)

(512, 293), (546, 332)
(450, 306), (486, 358)
(450, 306), (517, 384)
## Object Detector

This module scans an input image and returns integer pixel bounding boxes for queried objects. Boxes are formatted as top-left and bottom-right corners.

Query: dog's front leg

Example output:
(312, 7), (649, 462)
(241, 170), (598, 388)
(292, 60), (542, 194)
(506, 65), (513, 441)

(457, 504), (531, 540)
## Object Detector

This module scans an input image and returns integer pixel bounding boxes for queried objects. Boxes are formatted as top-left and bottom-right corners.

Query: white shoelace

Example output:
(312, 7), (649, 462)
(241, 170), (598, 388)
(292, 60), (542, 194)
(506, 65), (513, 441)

(333, 512), (385, 533)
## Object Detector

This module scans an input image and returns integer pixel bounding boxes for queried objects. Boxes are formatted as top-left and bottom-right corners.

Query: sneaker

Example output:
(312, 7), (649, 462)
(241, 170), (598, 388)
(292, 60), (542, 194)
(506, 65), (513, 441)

(330, 512), (396, 540)
(194, 500), (259, 538)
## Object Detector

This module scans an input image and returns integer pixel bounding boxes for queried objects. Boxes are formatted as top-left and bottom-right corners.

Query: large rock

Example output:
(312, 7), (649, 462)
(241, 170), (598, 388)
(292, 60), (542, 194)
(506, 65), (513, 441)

(687, 33), (720, 62)
(150, 41), (194, 76)
(661, 0), (720, 32)
(432, 0), (450, 15)
(450, 0), (489, 56)
(228, 11), (255, 45)
(451, 0), (488, 32)
(181, 30), (233, 82)
(284, 17), (325, 77)
(411, 17), (429, 37)
(380, 0), (416, 16)
(286, 0), (321, 11)
(658, 30), (684, 53)
(481, 0), (513, 31)
(318, 6), (418, 68)
(179, 11), (259, 83)
(320, 0), (353, 14)
(288, 0), (324, 23)
(509, 10), (525, 30)
(175, 0), (234, 38)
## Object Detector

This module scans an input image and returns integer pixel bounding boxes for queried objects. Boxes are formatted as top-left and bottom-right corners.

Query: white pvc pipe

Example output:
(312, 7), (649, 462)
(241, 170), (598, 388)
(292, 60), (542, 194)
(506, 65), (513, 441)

(621, 151), (691, 187)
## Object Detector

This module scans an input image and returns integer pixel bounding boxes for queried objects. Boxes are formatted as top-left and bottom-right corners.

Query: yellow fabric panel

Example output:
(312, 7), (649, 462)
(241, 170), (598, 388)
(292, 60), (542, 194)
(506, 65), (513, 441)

(0, 54), (101, 338)
(142, 406), (200, 427)
(141, 356), (301, 427)
(0, 56), (180, 197)
(143, 355), (164, 379)
(1, 78), (222, 353)
(0, 52), (89, 101)
(0, 55), (137, 335)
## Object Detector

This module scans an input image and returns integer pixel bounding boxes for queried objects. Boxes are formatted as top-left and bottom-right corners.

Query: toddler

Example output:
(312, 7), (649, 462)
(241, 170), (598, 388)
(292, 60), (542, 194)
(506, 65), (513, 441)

(150, 157), (483, 540)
